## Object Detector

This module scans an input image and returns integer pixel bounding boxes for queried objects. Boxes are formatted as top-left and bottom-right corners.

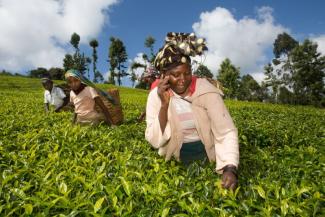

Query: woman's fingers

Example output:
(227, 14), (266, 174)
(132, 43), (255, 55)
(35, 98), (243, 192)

(221, 174), (228, 188)
(222, 172), (237, 190)
(229, 182), (237, 191)
(161, 83), (170, 91)
(158, 78), (170, 92)
(159, 75), (169, 85)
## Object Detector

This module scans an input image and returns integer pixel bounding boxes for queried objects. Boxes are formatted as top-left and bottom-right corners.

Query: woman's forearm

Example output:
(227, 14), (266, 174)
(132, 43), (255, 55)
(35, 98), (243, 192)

(158, 105), (168, 134)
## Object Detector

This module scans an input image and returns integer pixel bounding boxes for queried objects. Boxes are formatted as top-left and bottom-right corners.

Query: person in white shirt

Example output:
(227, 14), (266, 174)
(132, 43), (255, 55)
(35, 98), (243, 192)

(42, 78), (69, 113)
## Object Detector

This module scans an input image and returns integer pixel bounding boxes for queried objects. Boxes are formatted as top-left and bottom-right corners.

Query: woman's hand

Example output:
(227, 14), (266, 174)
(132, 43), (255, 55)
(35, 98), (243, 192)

(221, 165), (238, 190)
(157, 75), (170, 134)
(157, 75), (170, 107)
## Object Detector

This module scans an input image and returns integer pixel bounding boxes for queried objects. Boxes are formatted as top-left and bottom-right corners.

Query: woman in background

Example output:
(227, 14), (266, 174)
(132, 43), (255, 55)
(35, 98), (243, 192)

(65, 69), (114, 126)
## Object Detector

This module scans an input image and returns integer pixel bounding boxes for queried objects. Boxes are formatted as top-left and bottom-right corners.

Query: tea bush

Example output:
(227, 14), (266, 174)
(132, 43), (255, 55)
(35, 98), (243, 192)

(0, 75), (324, 216)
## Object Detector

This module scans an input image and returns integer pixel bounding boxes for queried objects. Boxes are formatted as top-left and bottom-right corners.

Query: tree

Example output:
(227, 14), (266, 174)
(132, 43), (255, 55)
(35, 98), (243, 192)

(266, 33), (325, 107)
(85, 57), (92, 79)
(0, 70), (13, 76)
(144, 36), (156, 63)
(258, 82), (270, 102)
(48, 67), (64, 80)
(73, 52), (87, 75)
(94, 71), (104, 83)
(193, 64), (213, 78)
(265, 32), (299, 102)
(67, 33), (87, 75)
(130, 69), (137, 88)
(273, 32), (298, 59)
(63, 33), (88, 75)
(290, 39), (325, 106)
(108, 37), (128, 86)
(29, 67), (48, 78)
(238, 74), (261, 101)
(130, 36), (157, 88)
(63, 54), (74, 72)
(70, 32), (81, 52)
(130, 62), (147, 89)
(217, 58), (241, 99)
(264, 63), (281, 102)
(278, 86), (294, 104)
(89, 39), (102, 82)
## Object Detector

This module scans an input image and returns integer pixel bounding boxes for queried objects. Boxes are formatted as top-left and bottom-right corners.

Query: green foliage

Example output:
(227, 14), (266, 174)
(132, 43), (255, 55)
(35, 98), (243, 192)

(266, 33), (325, 107)
(193, 64), (213, 78)
(48, 67), (65, 80)
(217, 58), (241, 99)
(0, 70), (14, 76)
(273, 32), (298, 58)
(0, 75), (324, 216)
(130, 36), (157, 88)
(130, 62), (147, 89)
(63, 33), (89, 75)
(130, 70), (137, 88)
(29, 67), (48, 78)
(63, 54), (74, 72)
(264, 63), (280, 102)
(29, 67), (65, 80)
(108, 37), (128, 86)
(144, 36), (156, 63)
(238, 74), (262, 101)
(70, 33), (81, 51)
(89, 39), (103, 83)
(278, 86), (294, 104)
(290, 39), (325, 107)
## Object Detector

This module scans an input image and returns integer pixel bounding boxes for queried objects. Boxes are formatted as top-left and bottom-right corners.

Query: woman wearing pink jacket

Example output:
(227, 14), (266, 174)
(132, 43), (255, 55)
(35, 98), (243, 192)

(145, 32), (239, 190)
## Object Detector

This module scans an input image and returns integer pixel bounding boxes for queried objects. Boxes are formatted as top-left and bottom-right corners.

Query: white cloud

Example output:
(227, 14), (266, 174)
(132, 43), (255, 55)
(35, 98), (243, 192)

(0, 0), (119, 72)
(102, 54), (148, 86)
(192, 6), (288, 79)
(129, 53), (150, 77)
(311, 35), (325, 55)
(122, 53), (149, 86)
(102, 70), (110, 82)
(250, 72), (266, 83)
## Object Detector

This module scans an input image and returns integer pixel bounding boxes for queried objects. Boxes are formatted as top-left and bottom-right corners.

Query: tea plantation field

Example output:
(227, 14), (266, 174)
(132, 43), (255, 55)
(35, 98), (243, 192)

(0, 75), (324, 216)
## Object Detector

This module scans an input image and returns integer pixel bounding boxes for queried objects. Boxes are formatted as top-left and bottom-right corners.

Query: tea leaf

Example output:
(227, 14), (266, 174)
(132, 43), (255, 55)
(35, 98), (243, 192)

(94, 197), (105, 213)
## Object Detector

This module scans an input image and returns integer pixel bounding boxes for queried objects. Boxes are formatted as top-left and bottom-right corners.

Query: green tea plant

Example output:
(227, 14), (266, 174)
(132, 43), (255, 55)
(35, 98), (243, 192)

(0, 75), (324, 216)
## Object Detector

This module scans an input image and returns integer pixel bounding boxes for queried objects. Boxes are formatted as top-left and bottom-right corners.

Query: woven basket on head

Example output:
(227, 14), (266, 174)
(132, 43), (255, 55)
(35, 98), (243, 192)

(95, 88), (123, 125)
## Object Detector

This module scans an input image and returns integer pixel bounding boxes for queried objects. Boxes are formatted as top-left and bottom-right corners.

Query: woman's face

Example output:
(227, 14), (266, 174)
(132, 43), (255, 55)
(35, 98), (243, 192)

(165, 63), (192, 96)
(67, 76), (81, 91)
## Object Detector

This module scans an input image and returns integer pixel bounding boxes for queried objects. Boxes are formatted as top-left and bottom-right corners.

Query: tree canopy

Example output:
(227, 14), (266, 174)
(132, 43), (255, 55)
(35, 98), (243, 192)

(217, 58), (241, 99)
(108, 37), (128, 86)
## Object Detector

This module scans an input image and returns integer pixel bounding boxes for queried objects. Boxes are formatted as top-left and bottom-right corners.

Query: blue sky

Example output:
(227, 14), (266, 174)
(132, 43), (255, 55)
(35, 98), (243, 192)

(0, 0), (324, 86)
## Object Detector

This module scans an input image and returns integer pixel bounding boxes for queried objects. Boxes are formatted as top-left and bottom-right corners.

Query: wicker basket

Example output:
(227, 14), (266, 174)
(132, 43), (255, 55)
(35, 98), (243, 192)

(95, 88), (123, 125)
